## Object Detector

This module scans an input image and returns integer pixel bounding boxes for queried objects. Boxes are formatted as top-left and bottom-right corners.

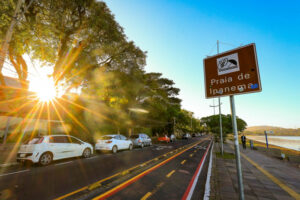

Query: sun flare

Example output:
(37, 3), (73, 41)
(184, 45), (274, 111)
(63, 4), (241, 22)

(29, 76), (57, 102)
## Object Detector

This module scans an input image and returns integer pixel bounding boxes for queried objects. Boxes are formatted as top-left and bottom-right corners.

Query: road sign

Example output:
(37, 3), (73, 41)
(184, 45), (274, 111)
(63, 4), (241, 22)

(204, 43), (261, 98)
(264, 130), (274, 134)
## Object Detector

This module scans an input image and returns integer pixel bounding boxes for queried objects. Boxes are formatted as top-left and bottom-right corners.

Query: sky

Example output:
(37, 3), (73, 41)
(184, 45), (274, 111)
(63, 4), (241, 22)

(104, 0), (300, 128)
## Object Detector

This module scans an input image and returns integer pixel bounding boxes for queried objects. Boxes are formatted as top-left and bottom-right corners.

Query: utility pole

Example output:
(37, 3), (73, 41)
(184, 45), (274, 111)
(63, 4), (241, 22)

(173, 117), (176, 135)
(217, 40), (224, 155)
(209, 99), (216, 115)
(210, 101), (220, 116)
(190, 114), (193, 131)
(0, 0), (23, 77)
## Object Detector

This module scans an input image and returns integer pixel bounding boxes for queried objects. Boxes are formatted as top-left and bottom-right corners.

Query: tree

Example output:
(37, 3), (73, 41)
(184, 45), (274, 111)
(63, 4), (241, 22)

(201, 114), (247, 141)
(0, 0), (204, 142)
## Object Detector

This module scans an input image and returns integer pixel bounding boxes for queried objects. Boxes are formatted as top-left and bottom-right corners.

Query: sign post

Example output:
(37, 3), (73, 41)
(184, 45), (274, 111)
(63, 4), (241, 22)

(230, 95), (244, 200)
(264, 130), (273, 149)
(203, 43), (262, 200)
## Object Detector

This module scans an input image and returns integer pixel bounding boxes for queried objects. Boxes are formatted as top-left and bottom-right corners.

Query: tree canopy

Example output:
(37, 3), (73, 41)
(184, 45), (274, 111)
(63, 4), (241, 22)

(0, 1), (248, 142)
(201, 114), (247, 141)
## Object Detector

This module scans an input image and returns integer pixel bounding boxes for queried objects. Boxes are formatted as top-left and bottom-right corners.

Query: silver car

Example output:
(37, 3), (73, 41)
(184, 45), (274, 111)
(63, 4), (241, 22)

(129, 133), (152, 148)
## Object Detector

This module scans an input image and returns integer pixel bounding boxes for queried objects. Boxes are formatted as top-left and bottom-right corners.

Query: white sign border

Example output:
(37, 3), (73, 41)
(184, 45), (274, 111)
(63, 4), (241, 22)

(203, 43), (262, 99)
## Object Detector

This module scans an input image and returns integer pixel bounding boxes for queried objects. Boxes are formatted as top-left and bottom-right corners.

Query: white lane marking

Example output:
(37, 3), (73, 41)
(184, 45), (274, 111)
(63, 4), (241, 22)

(203, 142), (214, 200)
(184, 141), (212, 200)
(0, 169), (29, 177)
(87, 156), (97, 159)
(55, 161), (73, 166)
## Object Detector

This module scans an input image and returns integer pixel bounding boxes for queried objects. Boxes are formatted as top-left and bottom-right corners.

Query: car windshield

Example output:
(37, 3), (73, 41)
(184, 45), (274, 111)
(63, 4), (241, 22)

(99, 136), (113, 140)
(129, 135), (139, 138)
(24, 137), (43, 145)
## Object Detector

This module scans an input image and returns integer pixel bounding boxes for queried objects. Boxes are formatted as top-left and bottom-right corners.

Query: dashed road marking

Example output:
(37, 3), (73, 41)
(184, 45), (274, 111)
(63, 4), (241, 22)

(55, 161), (73, 166)
(194, 145), (206, 150)
(141, 182), (165, 200)
(92, 141), (203, 200)
(189, 154), (193, 157)
(181, 160), (187, 165)
(55, 139), (206, 200)
(141, 192), (152, 200)
(166, 170), (176, 178)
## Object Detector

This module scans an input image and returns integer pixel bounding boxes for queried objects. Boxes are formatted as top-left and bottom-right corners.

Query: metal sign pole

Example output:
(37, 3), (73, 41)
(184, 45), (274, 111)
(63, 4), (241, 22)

(230, 95), (244, 200)
(264, 131), (269, 149)
(217, 40), (224, 155)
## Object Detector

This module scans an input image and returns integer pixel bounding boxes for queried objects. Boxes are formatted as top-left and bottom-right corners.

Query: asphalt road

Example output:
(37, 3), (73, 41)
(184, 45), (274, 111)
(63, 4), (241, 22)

(0, 136), (211, 200)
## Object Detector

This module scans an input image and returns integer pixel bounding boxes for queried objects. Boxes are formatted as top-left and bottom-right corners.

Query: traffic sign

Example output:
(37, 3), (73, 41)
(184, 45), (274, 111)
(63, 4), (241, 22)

(204, 43), (262, 98)
(264, 130), (274, 134)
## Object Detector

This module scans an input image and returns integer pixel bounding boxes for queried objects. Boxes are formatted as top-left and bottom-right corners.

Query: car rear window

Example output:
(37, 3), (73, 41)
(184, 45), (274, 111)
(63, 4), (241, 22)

(129, 135), (139, 139)
(99, 136), (113, 140)
(24, 137), (43, 144)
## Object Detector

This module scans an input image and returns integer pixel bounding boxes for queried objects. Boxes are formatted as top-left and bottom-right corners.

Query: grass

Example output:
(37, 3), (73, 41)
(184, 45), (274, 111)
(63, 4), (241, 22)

(216, 152), (235, 159)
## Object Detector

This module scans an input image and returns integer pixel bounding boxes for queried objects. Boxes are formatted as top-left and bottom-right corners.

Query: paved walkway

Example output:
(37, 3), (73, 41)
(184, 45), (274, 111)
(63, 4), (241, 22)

(212, 142), (300, 200)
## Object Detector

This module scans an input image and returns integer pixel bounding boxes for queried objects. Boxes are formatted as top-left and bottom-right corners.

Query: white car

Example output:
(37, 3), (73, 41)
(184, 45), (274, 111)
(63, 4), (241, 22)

(95, 134), (133, 153)
(17, 135), (93, 166)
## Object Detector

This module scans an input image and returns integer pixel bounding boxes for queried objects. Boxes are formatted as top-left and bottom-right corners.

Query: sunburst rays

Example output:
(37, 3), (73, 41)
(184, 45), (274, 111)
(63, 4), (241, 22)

(0, 35), (116, 170)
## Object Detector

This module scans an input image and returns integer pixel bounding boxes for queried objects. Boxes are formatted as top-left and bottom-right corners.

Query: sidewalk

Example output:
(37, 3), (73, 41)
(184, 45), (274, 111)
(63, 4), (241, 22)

(211, 142), (300, 200)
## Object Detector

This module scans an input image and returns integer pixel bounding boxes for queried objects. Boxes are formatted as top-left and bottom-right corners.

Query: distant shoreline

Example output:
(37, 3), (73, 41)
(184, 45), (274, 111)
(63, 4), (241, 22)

(247, 135), (300, 152)
(244, 125), (300, 136)
(245, 133), (300, 136)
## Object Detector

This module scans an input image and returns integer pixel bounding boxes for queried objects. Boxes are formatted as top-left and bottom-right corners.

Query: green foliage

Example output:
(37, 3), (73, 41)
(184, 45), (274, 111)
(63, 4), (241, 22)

(201, 114), (247, 141)
(0, 0), (215, 142)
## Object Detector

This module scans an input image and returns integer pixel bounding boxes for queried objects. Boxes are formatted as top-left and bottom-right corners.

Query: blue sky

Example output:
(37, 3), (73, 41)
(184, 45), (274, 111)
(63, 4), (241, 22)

(104, 0), (300, 128)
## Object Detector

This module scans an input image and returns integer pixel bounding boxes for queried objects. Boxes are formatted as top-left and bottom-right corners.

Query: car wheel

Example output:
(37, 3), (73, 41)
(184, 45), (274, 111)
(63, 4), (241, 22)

(112, 145), (118, 154)
(82, 148), (91, 158)
(129, 144), (133, 150)
(141, 143), (144, 148)
(39, 152), (52, 166)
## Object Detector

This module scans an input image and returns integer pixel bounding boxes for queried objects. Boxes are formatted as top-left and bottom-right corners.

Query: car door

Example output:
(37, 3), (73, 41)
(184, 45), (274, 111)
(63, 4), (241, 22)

(140, 134), (145, 144)
(48, 136), (66, 160)
(120, 135), (129, 149)
(145, 134), (151, 145)
(70, 136), (84, 156)
(114, 135), (122, 150)
(142, 134), (148, 145)
(60, 136), (74, 159)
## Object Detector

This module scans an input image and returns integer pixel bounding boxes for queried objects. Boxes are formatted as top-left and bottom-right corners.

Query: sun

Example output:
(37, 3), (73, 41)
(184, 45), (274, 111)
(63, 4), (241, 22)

(29, 76), (57, 102)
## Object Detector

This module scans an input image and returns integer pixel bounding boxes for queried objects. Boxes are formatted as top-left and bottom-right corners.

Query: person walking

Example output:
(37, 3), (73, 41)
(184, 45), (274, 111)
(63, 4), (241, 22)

(241, 134), (246, 149)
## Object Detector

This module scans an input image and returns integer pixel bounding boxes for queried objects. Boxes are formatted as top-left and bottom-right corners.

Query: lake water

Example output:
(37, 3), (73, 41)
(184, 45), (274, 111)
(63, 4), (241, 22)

(247, 136), (300, 151)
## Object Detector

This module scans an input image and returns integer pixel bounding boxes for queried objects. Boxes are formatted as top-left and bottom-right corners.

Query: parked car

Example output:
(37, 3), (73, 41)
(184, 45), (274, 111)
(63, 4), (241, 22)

(158, 135), (170, 143)
(170, 134), (176, 142)
(17, 135), (93, 166)
(129, 133), (152, 148)
(95, 134), (133, 153)
(182, 133), (191, 139)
